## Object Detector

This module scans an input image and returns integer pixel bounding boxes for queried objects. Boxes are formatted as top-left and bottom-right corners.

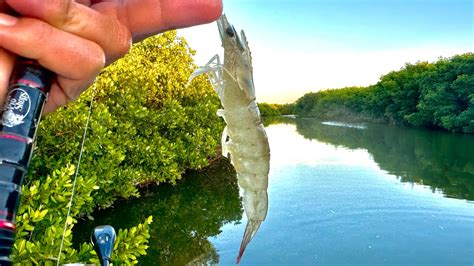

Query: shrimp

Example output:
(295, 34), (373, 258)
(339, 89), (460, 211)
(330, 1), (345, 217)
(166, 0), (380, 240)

(188, 15), (270, 263)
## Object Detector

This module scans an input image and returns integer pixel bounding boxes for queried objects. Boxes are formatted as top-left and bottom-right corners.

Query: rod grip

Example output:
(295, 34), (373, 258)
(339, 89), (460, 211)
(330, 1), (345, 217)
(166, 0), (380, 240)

(0, 58), (52, 262)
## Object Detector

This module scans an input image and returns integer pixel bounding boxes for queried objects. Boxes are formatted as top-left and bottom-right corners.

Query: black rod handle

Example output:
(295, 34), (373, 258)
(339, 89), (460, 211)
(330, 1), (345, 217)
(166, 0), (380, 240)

(0, 58), (53, 263)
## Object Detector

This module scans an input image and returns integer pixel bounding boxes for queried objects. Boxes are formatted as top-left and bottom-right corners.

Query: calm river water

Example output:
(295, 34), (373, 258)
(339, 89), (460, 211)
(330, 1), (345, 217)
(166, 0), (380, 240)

(74, 117), (474, 265)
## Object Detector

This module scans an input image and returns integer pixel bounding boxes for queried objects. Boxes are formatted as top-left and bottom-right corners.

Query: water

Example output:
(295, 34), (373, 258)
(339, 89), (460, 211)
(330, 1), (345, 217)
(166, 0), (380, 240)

(74, 117), (474, 265)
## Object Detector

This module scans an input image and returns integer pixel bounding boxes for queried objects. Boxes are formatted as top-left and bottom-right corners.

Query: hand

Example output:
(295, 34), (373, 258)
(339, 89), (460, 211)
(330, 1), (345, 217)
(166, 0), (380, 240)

(0, 0), (222, 113)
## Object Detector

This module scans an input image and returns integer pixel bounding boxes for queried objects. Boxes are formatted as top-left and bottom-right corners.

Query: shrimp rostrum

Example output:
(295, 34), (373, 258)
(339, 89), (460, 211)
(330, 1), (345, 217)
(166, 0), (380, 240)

(188, 15), (270, 263)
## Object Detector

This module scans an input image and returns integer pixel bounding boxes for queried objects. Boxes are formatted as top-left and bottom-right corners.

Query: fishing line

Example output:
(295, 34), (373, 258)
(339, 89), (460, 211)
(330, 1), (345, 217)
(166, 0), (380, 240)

(57, 82), (97, 265)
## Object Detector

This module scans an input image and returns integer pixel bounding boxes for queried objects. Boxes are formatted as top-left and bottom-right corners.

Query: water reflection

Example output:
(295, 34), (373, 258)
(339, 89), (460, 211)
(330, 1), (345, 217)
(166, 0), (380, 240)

(73, 117), (474, 265)
(263, 115), (296, 127)
(73, 159), (242, 265)
(267, 116), (474, 201)
(320, 121), (367, 129)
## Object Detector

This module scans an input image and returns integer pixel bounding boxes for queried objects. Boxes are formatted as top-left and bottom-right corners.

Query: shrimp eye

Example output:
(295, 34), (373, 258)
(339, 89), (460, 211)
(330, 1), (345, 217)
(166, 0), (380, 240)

(226, 27), (235, 37)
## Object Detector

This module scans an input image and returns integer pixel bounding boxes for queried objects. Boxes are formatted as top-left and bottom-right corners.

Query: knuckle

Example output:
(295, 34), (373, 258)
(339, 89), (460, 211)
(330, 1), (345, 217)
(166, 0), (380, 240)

(105, 24), (132, 64)
(53, 1), (86, 33)
(116, 27), (133, 57)
(57, 0), (75, 25)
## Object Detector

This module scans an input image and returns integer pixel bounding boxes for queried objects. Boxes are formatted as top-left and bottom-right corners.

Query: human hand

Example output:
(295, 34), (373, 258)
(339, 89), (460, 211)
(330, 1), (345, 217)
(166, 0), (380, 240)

(0, 0), (223, 114)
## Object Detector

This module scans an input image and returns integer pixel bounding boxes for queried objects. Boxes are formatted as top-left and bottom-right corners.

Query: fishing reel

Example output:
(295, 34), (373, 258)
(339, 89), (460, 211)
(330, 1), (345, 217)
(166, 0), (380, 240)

(91, 225), (116, 266)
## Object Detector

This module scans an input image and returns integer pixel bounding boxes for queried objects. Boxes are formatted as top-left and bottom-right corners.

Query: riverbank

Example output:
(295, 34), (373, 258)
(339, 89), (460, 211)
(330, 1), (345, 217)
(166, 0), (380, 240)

(271, 53), (474, 134)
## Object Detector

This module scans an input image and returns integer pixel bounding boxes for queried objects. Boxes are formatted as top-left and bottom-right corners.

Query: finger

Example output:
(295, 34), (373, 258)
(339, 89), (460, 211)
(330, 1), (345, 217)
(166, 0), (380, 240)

(120, 0), (224, 40)
(9, 0), (223, 41)
(76, 0), (92, 5)
(0, 1), (19, 107)
(6, 0), (131, 64)
(0, 14), (105, 81)
(43, 82), (76, 114)
(0, 14), (105, 109)
(7, 0), (223, 59)
(0, 48), (14, 107)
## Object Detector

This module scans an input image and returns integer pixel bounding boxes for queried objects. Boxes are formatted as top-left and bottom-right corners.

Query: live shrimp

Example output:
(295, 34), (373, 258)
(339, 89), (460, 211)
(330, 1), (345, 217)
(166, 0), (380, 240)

(188, 15), (270, 263)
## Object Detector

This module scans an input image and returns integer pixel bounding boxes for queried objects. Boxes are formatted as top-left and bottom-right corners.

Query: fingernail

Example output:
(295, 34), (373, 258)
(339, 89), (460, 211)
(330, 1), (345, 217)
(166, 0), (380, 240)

(0, 13), (17, 26)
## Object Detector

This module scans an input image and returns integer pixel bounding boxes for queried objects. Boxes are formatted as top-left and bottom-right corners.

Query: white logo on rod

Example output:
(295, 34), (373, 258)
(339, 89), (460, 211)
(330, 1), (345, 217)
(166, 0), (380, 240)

(1, 88), (31, 127)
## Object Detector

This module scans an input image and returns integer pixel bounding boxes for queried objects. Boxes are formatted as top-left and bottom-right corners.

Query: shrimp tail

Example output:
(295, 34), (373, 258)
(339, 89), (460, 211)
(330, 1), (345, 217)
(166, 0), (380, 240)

(236, 219), (262, 264)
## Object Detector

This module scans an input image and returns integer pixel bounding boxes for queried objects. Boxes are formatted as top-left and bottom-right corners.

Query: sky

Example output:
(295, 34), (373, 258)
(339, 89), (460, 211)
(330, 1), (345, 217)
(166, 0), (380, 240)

(179, 0), (473, 103)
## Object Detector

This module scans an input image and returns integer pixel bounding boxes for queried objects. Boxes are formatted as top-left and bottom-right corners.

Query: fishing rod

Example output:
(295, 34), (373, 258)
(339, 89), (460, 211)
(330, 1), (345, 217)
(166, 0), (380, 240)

(0, 58), (118, 266)
(0, 58), (52, 265)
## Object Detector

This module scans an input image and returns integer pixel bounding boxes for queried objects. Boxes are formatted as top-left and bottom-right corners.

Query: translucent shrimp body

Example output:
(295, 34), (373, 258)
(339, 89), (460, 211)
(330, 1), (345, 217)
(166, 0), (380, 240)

(188, 15), (270, 263)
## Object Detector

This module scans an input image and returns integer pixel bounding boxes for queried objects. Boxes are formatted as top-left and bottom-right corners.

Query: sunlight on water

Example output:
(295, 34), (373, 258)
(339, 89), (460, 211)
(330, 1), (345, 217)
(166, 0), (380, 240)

(267, 123), (377, 168)
(321, 121), (367, 129)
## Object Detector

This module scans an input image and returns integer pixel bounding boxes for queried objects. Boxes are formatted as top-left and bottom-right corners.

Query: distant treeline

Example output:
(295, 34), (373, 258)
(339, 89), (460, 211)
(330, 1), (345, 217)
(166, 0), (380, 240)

(257, 102), (295, 116)
(261, 53), (474, 134)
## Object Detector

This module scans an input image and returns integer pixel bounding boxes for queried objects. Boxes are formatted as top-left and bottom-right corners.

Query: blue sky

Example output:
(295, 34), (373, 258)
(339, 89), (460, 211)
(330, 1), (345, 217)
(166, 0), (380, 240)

(179, 0), (473, 103)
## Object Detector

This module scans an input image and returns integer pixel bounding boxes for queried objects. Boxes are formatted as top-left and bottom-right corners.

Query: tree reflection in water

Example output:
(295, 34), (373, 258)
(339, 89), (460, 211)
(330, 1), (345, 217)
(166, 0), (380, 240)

(73, 159), (243, 265)
(266, 116), (474, 201)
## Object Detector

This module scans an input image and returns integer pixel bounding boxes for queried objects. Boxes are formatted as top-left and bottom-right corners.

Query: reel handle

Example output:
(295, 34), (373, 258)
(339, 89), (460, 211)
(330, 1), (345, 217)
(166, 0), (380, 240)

(91, 225), (116, 266)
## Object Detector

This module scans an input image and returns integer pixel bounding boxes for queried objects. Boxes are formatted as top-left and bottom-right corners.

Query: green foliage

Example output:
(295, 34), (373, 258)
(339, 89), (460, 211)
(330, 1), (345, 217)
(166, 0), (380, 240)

(73, 159), (242, 265)
(258, 102), (295, 116)
(110, 216), (153, 264)
(258, 103), (281, 116)
(294, 53), (474, 133)
(278, 103), (296, 115)
(406, 55), (474, 132)
(13, 31), (223, 264)
(295, 87), (372, 121)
